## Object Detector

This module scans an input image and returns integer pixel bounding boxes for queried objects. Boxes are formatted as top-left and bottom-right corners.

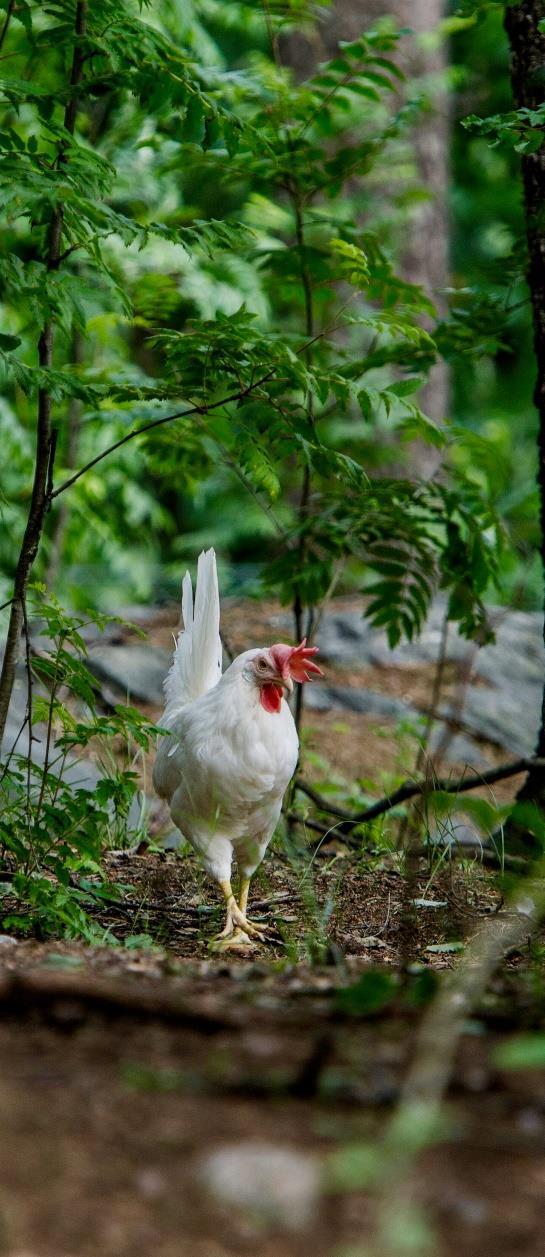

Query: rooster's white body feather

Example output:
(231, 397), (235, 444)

(153, 550), (299, 885)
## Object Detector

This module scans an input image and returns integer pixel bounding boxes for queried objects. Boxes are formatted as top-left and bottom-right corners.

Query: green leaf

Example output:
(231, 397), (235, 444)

(0, 333), (22, 351)
(387, 377), (423, 398)
(181, 95), (206, 145)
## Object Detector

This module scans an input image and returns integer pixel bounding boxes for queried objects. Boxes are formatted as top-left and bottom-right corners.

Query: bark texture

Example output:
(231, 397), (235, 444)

(46, 327), (84, 590)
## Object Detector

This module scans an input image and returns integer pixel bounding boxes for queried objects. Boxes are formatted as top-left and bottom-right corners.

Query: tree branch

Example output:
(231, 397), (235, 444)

(286, 809), (525, 869)
(49, 325), (328, 504)
(295, 756), (544, 832)
(49, 380), (270, 502)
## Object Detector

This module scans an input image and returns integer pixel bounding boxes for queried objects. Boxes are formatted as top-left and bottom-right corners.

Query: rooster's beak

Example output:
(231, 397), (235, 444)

(280, 673), (294, 694)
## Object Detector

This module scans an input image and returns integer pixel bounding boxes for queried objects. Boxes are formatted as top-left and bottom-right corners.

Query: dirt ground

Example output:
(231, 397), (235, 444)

(1, 598), (543, 1256)
(1, 850), (544, 1257)
(1, 937), (545, 1257)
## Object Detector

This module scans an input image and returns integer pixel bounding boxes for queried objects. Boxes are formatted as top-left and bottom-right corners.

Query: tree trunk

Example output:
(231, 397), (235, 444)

(0, 2), (87, 753)
(280, 0), (449, 735)
(46, 326), (84, 590)
(502, 0), (545, 847)
(286, 0), (450, 441)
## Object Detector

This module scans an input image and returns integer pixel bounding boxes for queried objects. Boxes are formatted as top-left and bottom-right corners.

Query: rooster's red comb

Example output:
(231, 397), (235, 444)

(270, 638), (323, 683)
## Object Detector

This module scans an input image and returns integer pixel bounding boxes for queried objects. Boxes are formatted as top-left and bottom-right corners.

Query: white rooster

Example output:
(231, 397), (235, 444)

(153, 549), (322, 950)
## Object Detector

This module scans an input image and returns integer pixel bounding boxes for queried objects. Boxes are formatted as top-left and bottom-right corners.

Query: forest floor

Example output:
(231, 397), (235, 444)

(2, 853), (544, 1257)
(1, 598), (544, 1257)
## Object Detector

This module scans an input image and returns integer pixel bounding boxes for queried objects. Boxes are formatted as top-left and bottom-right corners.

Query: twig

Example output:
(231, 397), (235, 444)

(374, 892), (392, 937)
(396, 611), (448, 963)
(0, 712), (29, 785)
(49, 325), (329, 506)
(295, 756), (542, 831)
(0, 0), (15, 53)
(287, 812), (526, 870)
(20, 595), (33, 829)
(286, 811), (330, 835)
(305, 559), (347, 648)
(35, 633), (65, 823)
(291, 187), (316, 735)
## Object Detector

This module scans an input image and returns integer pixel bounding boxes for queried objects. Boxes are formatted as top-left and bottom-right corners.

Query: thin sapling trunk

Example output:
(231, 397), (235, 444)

(0, 2), (87, 752)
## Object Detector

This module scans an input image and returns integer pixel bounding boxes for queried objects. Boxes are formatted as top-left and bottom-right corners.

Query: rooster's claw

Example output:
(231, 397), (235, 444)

(209, 928), (258, 953)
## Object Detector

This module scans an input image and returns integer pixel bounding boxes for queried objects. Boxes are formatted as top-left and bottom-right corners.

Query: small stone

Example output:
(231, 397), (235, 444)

(412, 899), (448, 909)
(135, 1168), (166, 1198)
(198, 1142), (320, 1230)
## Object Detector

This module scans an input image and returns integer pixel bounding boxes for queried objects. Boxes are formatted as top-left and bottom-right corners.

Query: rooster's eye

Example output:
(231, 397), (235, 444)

(256, 658), (267, 671)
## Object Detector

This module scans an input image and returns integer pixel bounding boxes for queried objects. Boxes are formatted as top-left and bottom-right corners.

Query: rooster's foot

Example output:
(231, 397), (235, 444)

(217, 884), (269, 942)
(232, 907), (268, 941)
(209, 927), (257, 953)
(215, 908), (267, 943)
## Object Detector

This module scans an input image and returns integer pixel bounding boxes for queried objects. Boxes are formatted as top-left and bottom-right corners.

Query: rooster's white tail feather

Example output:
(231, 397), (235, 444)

(163, 548), (222, 718)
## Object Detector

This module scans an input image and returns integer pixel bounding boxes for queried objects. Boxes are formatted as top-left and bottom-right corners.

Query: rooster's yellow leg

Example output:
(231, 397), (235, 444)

(213, 880), (237, 939)
(236, 875), (270, 937)
(239, 876), (251, 915)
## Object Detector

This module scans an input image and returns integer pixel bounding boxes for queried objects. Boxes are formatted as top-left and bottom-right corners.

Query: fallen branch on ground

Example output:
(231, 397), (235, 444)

(286, 811), (525, 869)
(0, 969), (232, 1029)
(295, 756), (544, 831)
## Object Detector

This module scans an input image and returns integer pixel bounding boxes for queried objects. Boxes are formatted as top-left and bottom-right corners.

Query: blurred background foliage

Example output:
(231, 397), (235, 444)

(450, 4), (539, 607)
(0, 0), (538, 615)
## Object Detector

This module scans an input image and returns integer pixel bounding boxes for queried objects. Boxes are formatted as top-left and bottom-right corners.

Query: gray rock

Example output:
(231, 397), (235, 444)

(198, 1142), (320, 1230)
(1, 661), (146, 837)
(310, 597), (544, 760)
(428, 813), (492, 851)
(427, 728), (492, 770)
(87, 643), (170, 705)
(3, 594), (544, 807)
(2, 670), (46, 766)
(438, 684), (539, 758)
(305, 682), (422, 723)
(305, 683), (492, 768)
(313, 610), (374, 664)
(314, 599), (467, 667)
